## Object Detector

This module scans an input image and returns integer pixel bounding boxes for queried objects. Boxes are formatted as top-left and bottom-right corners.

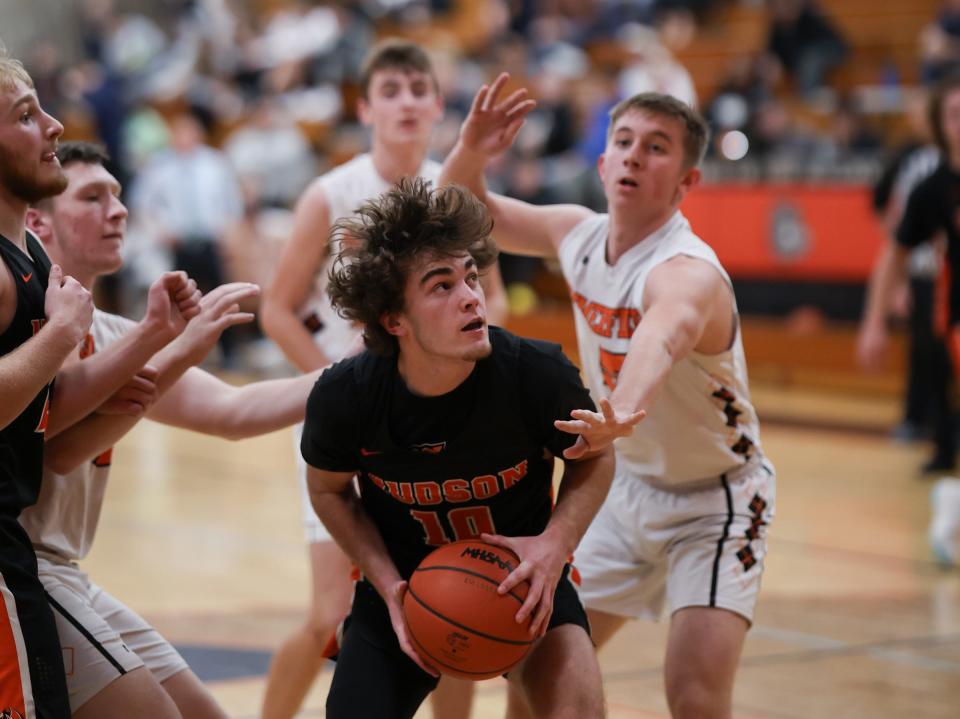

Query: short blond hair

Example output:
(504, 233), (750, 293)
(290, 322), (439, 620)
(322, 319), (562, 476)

(607, 93), (708, 169)
(0, 45), (33, 93)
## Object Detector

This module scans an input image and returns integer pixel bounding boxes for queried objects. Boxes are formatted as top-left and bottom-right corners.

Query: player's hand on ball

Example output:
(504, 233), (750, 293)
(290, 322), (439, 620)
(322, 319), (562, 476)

(385, 580), (440, 677)
(481, 530), (567, 638)
(556, 397), (646, 459)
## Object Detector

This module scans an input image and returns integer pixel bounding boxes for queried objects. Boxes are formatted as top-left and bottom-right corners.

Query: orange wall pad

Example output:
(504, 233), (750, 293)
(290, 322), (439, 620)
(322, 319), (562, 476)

(681, 185), (887, 282)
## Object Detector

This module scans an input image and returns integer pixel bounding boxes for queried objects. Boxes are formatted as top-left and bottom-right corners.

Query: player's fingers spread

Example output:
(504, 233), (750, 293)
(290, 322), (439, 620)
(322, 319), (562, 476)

(599, 397), (616, 421)
(471, 84), (488, 113)
(485, 73), (508, 109)
(497, 88), (528, 113)
(554, 419), (590, 434)
(530, 595), (552, 637)
(506, 98), (537, 118)
(218, 311), (255, 330)
(516, 579), (543, 625)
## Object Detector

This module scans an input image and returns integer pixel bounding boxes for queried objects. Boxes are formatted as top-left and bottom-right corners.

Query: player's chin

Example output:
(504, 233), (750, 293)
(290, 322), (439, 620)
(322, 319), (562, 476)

(461, 337), (492, 361)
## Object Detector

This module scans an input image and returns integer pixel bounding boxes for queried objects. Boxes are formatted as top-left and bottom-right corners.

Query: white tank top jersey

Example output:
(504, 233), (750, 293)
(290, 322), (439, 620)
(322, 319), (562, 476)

(20, 310), (136, 561)
(302, 152), (443, 362)
(557, 211), (763, 487)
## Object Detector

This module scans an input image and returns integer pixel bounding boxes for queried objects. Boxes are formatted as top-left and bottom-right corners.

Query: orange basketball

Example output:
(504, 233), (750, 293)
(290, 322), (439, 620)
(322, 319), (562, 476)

(403, 539), (534, 680)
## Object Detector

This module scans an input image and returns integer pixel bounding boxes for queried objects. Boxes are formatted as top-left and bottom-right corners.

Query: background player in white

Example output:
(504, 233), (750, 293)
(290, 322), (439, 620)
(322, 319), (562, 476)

(259, 39), (506, 719)
(441, 77), (776, 719)
(20, 141), (328, 719)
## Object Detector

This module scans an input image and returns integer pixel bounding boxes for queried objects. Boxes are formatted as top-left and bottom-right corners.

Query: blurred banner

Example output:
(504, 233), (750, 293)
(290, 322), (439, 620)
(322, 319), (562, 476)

(682, 185), (886, 282)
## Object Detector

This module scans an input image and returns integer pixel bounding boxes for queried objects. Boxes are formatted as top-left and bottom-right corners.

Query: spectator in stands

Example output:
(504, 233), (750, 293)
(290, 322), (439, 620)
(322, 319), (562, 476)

(132, 110), (244, 366)
(765, 0), (848, 100)
(921, 0), (960, 84)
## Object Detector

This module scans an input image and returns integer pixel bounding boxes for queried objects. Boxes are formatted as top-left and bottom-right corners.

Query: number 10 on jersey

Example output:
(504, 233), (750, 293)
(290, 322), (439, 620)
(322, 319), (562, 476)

(411, 506), (497, 545)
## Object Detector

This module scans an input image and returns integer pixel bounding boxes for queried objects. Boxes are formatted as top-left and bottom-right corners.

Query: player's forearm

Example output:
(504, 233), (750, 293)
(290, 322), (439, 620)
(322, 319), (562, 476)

(546, 447), (615, 554)
(0, 320), (82, 430)
(44, 412), (139, 474)
(439, 140), (492, 203)
(609, 330), (680, 420)
(152, 369), (322, 439)
(310, 488), (403, 595)
(260, 303), (331, 373)
(46, 319), (170, 438)
(861, 241), (909, 331)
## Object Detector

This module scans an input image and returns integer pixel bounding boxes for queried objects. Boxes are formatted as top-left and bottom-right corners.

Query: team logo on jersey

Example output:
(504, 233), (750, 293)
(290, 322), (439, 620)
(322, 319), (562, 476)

(411, 441), (446, 455)
(598, 347), (626, 390)
(571, 292), (640, 339)
(20, 272), (32, 284)
(359, 447), (382, 456)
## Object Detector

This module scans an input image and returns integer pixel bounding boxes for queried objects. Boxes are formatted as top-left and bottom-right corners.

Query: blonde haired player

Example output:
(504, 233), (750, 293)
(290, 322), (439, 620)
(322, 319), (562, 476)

(441, 76), (776, 719)
(260, 39), (506, 719)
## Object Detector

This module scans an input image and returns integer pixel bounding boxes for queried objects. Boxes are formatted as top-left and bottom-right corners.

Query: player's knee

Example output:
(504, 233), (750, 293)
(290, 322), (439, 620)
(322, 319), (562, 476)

(666, 677), (729, 719)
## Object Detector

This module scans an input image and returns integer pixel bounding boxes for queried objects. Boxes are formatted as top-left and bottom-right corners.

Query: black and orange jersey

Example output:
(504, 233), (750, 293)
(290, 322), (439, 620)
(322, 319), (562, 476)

(0, 231), (52, 517)
(301, 326), (595, 578)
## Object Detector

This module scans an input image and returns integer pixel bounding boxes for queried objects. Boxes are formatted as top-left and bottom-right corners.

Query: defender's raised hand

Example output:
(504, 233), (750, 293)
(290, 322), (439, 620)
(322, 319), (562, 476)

(556, 397), (646, 459)
(143, 271), (202, 341)
(167, 282), (258, 367)
(459, 72), (537, 158)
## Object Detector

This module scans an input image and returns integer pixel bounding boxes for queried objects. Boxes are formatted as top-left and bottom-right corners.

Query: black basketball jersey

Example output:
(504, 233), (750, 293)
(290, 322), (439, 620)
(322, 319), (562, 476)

(302, 327), (596, 579)
(0, 231), (53, 516)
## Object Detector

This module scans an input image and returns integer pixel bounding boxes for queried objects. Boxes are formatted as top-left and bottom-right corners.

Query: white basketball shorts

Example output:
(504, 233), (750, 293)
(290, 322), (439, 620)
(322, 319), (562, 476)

(574, 456), (775, 623)
(37, 554), (189, 712)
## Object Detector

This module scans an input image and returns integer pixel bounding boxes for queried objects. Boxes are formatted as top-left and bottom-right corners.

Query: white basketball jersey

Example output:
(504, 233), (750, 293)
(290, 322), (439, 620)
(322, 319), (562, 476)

(20, 310), (135, 561)
(557, 211), (763, 487)
(302, 153), (442, 362)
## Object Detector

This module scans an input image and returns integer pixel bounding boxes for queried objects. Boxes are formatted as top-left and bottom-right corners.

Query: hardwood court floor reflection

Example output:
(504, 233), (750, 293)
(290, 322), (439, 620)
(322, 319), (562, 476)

(80, 382), (960, 718)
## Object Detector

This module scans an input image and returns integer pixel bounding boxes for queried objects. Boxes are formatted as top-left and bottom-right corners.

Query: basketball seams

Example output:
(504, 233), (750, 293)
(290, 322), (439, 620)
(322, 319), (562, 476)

(411, 565), (527, 604)
(406, 585), (533, 646)
(408, 629), (523, 679)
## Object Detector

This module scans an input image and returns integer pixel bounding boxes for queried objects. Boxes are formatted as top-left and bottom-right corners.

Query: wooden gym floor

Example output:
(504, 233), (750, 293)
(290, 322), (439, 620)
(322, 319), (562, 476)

(78, 323), (960, 718)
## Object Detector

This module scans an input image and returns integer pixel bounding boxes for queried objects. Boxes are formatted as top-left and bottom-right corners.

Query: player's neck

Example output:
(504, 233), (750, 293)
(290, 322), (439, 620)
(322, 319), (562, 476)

(41, 240), (96, 289)
(0, 188), (28, 250)
(370, 139), (427, 184)
(396, 349), (474, 397)
(606, 205), (675, 265)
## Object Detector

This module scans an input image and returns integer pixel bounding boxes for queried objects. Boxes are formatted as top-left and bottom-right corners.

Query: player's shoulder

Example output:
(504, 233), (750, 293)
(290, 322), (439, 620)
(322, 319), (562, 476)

(488, 327), (576, 378)
(314, 348), (391, 394)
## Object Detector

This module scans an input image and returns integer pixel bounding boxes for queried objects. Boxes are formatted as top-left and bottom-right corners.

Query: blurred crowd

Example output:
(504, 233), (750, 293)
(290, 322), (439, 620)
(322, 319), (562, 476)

(4, 0), (956, 370)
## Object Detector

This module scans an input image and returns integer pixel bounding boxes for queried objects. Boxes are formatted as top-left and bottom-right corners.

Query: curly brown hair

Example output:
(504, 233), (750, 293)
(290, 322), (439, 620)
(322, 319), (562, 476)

(328, 177), (497, 355)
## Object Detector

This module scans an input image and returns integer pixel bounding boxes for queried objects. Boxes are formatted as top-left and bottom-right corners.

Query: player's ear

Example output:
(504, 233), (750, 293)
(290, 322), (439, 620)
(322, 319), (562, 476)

(25, 207), (53, 244)
(673, 166), (701, 204)
(381, 312), (407, 338)
(357, 96), (372, 127)
(597, 152), (607, 184)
